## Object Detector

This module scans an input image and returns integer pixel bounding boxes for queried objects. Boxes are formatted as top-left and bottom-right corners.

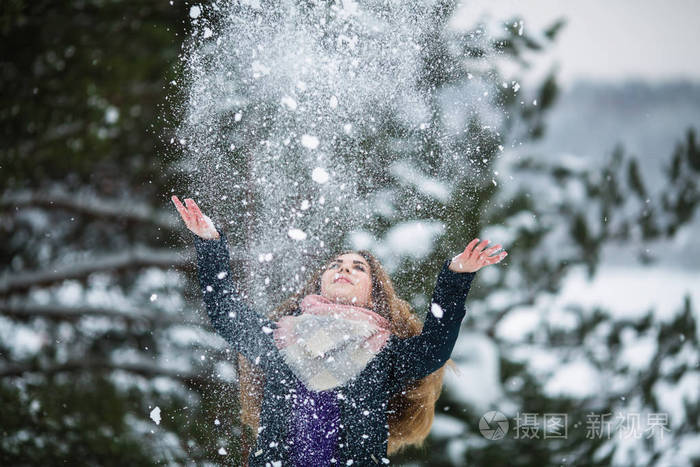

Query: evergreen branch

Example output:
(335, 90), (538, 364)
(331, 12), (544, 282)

(0, 303), (204, 327)
(0, 359), (212, 384)
(483, 294), (539, 338)
(1, 191), (179, 230)
(0, 247), (195, 296)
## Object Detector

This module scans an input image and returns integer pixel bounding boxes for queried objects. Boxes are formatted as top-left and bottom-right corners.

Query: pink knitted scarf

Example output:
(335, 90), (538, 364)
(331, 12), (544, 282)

(272, 294), (392, 390)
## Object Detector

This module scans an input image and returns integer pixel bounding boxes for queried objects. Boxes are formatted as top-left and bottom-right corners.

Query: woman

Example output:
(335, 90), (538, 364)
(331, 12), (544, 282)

(172, 195), (507, 466)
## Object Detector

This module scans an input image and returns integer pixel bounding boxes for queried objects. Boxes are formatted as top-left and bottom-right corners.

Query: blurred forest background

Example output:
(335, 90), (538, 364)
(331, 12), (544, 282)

(1, 1), (699, 466)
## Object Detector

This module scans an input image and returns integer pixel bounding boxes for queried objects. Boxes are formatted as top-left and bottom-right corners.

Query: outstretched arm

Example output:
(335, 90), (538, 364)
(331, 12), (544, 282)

(173, 196), (282, 370)
(387, 239), (507, 391)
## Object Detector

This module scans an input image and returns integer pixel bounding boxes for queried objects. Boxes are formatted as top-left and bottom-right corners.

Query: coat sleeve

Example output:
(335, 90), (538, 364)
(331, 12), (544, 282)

(386, 259), (476, 394)
(192, 230), (283, 371)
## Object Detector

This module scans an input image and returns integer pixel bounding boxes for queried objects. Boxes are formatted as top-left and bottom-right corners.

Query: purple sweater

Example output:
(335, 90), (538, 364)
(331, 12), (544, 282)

(289, 381), (340, 466)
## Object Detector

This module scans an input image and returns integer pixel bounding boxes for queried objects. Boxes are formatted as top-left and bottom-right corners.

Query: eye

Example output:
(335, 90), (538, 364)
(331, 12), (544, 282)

(355, 265), (366, 272)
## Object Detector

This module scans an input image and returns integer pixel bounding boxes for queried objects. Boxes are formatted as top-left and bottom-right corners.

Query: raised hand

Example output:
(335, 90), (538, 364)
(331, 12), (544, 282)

(448, 238), (507, 273)
(171, 195), (220, 240)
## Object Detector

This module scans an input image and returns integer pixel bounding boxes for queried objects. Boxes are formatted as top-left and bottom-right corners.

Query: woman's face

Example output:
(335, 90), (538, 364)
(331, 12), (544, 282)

(320, 253), (373, 308)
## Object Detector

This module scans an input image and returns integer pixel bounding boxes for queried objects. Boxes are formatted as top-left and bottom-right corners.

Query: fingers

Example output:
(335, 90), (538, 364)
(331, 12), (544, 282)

(171, 195), (188, 217)
(184, 197), (196, 213)
(472, 239), (490, 256)
(484, 243), (503, 257)
(186, 198), (204, 217)
(473, 239), (508, 265)
(185, 198), (207, 225)
(172, 195), (196, 228)
(463, 238), (480, 256)
(486, 250), (508, 264)
(183, 198), (202, 226)
(173, 196), (218, 238)
(173, 196), (202, 230)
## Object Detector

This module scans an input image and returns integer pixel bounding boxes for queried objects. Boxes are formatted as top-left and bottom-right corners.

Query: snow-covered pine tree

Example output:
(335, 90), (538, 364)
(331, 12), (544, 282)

(411, 129), (700, 465)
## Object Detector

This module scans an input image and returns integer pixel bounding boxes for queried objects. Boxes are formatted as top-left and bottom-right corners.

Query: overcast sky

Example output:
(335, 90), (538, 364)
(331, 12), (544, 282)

(450, 0), (700, 88)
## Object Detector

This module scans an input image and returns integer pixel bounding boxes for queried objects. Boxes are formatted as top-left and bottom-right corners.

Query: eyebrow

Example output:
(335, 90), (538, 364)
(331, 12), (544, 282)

(331, 258), (369, 267)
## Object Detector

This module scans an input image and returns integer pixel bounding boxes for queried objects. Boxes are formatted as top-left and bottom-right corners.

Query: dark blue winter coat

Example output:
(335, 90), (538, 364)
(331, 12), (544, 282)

(193, 232), (476, 466)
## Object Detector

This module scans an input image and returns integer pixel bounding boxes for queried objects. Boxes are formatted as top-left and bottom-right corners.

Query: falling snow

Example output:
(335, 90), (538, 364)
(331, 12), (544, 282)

(311, 167), (329, 184)
(301, 134), (320, 150)
(430, 303), (444, 319)
(288, 228), (308, 241)
(149, 407), (161, 425)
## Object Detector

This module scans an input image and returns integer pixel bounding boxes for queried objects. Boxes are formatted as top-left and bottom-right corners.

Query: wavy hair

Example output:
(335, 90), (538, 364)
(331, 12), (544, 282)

(238, 250), (451, 454)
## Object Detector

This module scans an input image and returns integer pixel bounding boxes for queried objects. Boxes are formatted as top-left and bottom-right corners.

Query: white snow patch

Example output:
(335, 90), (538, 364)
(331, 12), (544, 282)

(618, 329), (657, 372)
(215, 361), (237, 383)
(251, 60), (271, 77)
(189, 5), (201, 18)
(167, 327), (200, 348)
(348, 230), (375, 250)
(445, 332), (502, 411)
(288, 228), (307, 241)
(544, 359), (601, 398)
(29, 400), (41, 414)
(555, 265), (700, 328)
(311, 167), (329, 183)
(151, 377), (181, 395)
(218, 447), (227, 455)
(545, 307), (580, 332)
(384, 220), (444, 260)
(389, 161), (451, 202)
(446, 439), (469, 466)
(104, 106), (119, 124)
(653, 370), (700, 429)
(511, 344), (561, 378)
(150, 406), (161, 425)
(281, 96), (297, 110)
(0, 320), (44, 358)
(430, 302), (444, 319)
(301, 134), (320, 149)
(431, 414), (465, 438)
(56, 280), (83, 305)
(495, 307), (540, 341)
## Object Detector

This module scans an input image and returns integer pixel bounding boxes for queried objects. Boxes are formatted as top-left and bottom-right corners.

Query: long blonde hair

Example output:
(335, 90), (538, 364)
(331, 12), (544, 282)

(238, 250), (451, 454)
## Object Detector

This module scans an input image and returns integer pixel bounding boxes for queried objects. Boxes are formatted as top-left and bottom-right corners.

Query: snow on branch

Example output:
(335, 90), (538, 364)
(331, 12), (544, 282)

(0, 359), (209, 384)
(483, 294), (538, 339)
(1, 190), (179, 230)
(0, 247), (207, 296)
(0, 303), (203, 327)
